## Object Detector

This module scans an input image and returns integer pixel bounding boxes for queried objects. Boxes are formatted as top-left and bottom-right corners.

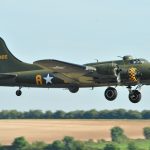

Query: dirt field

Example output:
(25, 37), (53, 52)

(0, 120), (150, 145)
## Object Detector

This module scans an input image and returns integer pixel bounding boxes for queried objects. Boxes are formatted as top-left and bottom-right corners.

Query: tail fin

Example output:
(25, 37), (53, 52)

(0, 37), (39, 73)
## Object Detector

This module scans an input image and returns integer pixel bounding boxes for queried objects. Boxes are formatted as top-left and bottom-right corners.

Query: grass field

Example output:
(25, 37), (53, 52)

(0, 119), (150, 145)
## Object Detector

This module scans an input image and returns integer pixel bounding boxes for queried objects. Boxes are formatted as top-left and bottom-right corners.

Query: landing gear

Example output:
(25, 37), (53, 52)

(129, 90), (141, 103)
(68, 85), (79, 93)
(104, 85), (142, 103)
(16, 87), (22, 96)
(127, 85), (142, 103)
(105, 87), (118, 101)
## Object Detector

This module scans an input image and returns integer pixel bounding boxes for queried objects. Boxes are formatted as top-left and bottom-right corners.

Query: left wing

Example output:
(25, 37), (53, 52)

(34, 59), (89, 73)
(33, 59), (96, 84)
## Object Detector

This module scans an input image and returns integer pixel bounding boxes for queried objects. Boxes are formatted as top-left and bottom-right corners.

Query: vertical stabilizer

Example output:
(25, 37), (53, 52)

(0, 38), (40, 73)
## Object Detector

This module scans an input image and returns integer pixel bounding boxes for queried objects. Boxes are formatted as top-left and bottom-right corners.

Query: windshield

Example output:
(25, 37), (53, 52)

(130, 59), (148, 64)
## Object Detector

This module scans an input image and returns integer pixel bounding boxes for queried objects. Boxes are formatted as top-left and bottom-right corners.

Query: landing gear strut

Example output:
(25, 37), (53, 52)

(104, 87), (118, 101)
(16, 87), (22, 96)
(127, 86), (142, 103)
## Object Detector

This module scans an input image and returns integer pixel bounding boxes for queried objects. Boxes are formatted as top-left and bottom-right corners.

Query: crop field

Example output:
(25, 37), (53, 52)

(0, 120), (150, 145)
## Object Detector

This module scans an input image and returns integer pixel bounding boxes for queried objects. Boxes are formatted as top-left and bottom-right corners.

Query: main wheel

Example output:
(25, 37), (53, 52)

(129, 90), (141, 103)
(68, 85), (79, 93)
(104, 87), (117, 101)
(16, 90), (22, 96)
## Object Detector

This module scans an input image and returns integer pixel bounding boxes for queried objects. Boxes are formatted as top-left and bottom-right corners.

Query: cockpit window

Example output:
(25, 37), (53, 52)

(130, 59), (148, 64)
(130, 59), (142, 64)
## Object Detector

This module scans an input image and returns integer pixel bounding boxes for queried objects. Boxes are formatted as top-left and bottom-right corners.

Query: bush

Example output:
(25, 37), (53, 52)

(104, 143), (120, 150)
(46, 140), (65, 150)
(12, 137), (30, 150)
(144, 127), (150, 139)
(111, 127), (128, 143)
(0, 145), (5, 150)
(62, 136), (86, 150)
(128, 142), (139, 150)
(31, 141), (47, 150)
(72, 140), (86, 150)
(63, 136), (77, 150)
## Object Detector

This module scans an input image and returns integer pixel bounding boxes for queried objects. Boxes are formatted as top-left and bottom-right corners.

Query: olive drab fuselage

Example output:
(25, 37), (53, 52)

(14, 59), (150, 88)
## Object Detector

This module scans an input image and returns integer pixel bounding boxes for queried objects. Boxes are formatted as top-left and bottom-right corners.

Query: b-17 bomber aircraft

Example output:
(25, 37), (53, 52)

(0, 37), (149, 103)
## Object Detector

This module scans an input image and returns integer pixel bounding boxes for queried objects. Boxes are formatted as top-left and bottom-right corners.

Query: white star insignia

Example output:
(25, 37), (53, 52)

(43, 74), (53, 84)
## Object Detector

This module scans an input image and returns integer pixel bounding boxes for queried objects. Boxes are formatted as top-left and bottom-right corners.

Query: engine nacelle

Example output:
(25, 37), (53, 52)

(96, 63), (117, 76)
(120, 67), (140, 83)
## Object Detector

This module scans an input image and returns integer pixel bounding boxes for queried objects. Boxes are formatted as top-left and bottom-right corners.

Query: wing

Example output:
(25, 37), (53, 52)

(33, 59), (87, 73)
(33, 59), (96, 84)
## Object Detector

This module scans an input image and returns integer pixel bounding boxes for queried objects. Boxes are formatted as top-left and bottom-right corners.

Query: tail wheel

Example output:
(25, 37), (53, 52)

(68, 85), (79, 93)
(129, 90), (141, 103)
(104, 87), (117, 101)
(16, 90), (22, 96)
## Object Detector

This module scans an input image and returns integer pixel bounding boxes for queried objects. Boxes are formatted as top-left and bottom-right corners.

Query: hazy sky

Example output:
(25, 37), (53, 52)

(0, 0), (150, 111)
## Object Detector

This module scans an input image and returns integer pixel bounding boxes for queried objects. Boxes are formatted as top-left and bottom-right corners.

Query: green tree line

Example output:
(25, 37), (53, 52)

(0, 127), (150, 150)
(0, 109), (150, 119)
